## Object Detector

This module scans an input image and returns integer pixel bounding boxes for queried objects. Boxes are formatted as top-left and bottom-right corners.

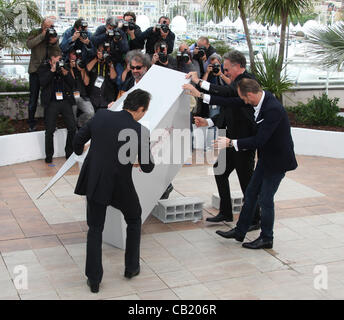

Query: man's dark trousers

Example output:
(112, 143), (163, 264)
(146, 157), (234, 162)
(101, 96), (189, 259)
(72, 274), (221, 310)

(86, 197), (141, 284)
(28, 72), (40, 129)
(214, 147), (260, 222)
(44, 100), (76, 159)
(235, 161), (285, 241)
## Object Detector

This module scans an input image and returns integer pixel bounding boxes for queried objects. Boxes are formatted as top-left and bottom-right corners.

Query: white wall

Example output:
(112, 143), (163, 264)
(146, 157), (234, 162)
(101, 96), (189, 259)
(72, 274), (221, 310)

(0, 129), (68, 166)
(291, 127), (344, 159)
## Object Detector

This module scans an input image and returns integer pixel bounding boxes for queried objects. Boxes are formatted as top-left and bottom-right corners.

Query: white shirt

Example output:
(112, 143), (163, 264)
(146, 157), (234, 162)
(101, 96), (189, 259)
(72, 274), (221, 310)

(232, 91), (265, 151)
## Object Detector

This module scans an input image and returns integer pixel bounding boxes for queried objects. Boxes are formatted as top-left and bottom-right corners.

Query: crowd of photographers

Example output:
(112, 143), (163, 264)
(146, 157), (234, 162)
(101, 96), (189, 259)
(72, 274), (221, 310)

(27, 12), (232, 165)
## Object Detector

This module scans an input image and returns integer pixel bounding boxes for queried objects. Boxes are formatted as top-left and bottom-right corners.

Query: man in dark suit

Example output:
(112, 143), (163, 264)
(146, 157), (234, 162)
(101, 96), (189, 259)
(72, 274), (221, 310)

(214, 79), (297, 249)
(183, 50), (260, 229)
(73, 89), (155, 293)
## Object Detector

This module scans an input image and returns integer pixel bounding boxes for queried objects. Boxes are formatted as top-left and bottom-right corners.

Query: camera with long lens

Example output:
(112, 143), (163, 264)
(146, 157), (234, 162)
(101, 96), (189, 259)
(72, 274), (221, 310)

(198, 46), (206, 58)
(122, 19), (135, 32)
(79, 20), (88, 39)
(211, 63), (221, 74)
(45, 27), (57, 42)
(113, 29), (122, 41)
(55, 59), (66, 74)
(75, 49), (85, 69)
(177, 49), (190, 64)
(158, 43), (167, 63)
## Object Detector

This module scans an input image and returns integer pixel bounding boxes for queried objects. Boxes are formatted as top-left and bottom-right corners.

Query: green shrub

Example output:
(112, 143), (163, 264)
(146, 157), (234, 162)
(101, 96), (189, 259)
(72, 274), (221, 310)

(0, 116), (15, 135)
(254, 50), (293, 102)
(287, 94), (344, 127)
(0, 76), (29, 92)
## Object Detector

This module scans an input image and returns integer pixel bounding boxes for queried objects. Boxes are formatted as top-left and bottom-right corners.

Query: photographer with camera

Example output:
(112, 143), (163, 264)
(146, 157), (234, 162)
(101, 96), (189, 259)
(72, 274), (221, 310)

(86, 44), (118, 111)
(26, 17), (60, 132)
(60, 18), (94, 64)
(66, 50), (95, 128)
(91, 17), (129, 87)
(37, 50), (76, 163)
(151, 41), (177, 70)
(190, 37), (216, 77)
(139, 16), (175, 55)
(121, 12), (144, 50)
(177, 43), (201, 75)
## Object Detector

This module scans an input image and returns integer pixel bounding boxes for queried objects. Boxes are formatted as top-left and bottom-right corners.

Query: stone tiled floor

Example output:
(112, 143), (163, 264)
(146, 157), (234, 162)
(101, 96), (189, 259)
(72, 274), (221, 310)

(0, 154), (344, 300)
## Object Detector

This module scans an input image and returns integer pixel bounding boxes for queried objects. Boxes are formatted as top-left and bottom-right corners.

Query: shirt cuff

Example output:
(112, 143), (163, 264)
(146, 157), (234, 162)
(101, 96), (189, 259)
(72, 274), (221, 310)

(206, 118), (214, 127)
(232, 140), (238, 151)
(203, 94), (211, 104)
(200, 80), (210, 91)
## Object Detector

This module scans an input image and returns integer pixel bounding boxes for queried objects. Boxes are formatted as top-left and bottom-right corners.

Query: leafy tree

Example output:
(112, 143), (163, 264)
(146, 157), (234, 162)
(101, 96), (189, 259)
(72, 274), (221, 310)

(252, 0), (311, 82)
(206, 0), (257, 74)
(0, 0), (42, 53)
(307, 22), (344, 71)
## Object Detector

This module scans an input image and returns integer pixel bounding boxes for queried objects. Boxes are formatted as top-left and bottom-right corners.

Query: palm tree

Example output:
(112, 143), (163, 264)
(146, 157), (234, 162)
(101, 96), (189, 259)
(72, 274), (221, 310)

(252, 0), (310, 82)
(307, 22), (344, 71)
(206, 0), (257, 74)
(0, 0), (42, 52)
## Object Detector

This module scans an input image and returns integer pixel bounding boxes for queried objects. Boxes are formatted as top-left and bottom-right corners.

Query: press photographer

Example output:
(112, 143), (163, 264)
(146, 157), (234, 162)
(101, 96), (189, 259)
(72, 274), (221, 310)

(86, 44), (118, 111)
(60, 18), (94, 64)
(176, 43), (201, 75)
(151, 41), (177, 70)
(37, 51), (76, 164)
(190, 37), (216, 77)
(139, 16), (175, 55)
(66, 50), (95, 128)
(26, 17), (60, 132)
(121, 11), (144, 50)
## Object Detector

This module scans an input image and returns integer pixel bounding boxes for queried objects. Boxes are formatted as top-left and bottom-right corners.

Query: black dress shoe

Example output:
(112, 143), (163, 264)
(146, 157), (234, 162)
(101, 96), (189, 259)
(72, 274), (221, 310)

(87, 279), (99, 293)
(160, 184), (174, 200)
(206, 213), (233, 223)
(247, 221), (261, 232)
(124, 267), (140, 279)
(45, 157), (52, 164)
(242, 237), (273, 249)
(215, 229), (244, 242)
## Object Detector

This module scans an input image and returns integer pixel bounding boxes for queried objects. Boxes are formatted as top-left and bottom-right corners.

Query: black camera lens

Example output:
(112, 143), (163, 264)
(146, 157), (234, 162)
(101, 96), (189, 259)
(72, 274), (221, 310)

(212, 63), (220, 74)
(161, 24), (169, 33)
(113, 29), (121, 41)
(158, 52), (167, 63)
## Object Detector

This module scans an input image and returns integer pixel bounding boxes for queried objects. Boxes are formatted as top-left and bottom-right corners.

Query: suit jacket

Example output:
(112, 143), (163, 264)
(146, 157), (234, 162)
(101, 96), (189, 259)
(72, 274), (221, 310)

(74, 109), (155, 210)
(237, 91), (298, 174)
(206, 71), (257, 140)
(139, 27), (175, 55)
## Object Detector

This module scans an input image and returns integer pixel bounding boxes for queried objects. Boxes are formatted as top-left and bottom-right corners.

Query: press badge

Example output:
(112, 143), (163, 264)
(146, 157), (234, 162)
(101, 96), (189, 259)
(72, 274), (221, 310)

(94, 76), (104, 88)
(73, 91), (80, 98)
(56, 92), (63, 100)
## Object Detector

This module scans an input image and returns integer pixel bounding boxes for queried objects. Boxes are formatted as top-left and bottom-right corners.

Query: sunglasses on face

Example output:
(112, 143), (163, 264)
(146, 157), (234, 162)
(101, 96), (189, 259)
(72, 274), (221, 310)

(130, 65), (143, 70)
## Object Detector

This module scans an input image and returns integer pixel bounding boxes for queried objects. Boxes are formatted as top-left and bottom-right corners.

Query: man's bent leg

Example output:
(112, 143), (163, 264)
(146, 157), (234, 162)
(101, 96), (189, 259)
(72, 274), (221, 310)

(258, 172), (285, 241)
(85, 198), (107, 284)
(235, 162), (264, 237)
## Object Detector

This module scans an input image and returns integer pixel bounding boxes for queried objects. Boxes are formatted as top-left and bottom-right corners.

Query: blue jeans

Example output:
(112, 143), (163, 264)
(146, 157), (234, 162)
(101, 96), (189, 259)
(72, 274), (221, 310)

(235, 161), (285, 241)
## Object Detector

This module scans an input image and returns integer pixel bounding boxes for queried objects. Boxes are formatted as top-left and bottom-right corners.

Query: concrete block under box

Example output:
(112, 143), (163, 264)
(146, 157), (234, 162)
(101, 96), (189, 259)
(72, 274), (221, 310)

(151, 197), (204, 223)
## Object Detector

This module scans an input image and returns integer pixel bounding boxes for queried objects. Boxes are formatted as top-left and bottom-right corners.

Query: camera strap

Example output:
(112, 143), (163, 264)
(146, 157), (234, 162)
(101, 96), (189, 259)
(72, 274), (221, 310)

(97, 63), (106, 77)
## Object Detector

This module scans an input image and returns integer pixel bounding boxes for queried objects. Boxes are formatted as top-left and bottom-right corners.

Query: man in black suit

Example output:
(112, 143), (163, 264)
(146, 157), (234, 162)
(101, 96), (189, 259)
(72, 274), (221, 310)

(215, 79), (297, 249)
(183, 50), (260, 229)
(73, 89), (155, 293)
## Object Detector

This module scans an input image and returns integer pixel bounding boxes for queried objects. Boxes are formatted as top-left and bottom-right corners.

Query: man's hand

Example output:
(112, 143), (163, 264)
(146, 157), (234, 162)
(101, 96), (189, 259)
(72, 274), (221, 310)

(152, 53), (159, 64)
(80, 37), (90, 45)
(61, 67), (68, 76)
(185, 71), (200, 84)
(50, 61), (57, 73)
(72, 31), (80, 42)
(182, 83), (201, 98)
(128, 29), (135, 39)
(108, 101), (115, 109)
(83, 144), (90, 153)
(213, 137), (230, 149)
(193, 116), (208, 127)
